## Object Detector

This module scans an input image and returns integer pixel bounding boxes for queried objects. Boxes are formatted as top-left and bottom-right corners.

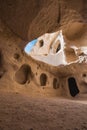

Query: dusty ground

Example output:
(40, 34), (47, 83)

(0, 91), (87, 130)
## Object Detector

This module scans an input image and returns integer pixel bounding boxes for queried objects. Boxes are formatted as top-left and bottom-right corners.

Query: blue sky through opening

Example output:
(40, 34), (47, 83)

(24, 39), (37, 54)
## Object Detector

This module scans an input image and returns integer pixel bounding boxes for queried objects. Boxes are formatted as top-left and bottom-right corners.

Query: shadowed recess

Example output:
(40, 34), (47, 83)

(68, 77), (79, 97)
(40, 73), (47, 86)
(15, 64), (32, 84)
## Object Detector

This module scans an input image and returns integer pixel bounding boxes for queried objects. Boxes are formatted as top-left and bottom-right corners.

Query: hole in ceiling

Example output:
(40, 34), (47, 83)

(39, 39), (44, 47)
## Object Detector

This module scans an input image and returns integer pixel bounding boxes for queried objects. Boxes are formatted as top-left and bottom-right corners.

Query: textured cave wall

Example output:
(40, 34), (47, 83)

(0, 0), (87, 41)
(0, 19), (87, 97)
(0, 0), (87, 98)
(0, 0), (43, 40)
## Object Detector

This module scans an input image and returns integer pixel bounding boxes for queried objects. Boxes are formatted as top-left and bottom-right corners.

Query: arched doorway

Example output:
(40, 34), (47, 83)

(53, 78), (59, 89)
(40, 73), (47, 86)
(68, 77), (79, 97)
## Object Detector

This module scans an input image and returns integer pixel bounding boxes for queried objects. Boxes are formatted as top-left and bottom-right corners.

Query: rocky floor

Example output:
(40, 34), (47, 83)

(0, 91), (87, 130)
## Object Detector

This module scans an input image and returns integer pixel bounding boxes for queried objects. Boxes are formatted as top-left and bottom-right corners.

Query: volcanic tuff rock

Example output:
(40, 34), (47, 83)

(0, 0), (87, 98)
(0, 0), (87, 40)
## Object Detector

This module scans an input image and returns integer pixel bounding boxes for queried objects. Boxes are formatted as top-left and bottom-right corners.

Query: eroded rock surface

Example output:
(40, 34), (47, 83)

(25, 29), (87, 66)
(0, 0), (87, 40)
(0, 0), (86, 98)
(0, 1), (87, 130)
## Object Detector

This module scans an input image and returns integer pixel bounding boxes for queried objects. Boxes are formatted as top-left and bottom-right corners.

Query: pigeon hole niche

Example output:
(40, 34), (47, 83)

(39, 39), (44, 47)
(51, 39), (61, 54)
(15, 64), (32, 84)
(53, 78), (59, 89)
(68, 77), (79, 97)
(40, 73), (47, 86)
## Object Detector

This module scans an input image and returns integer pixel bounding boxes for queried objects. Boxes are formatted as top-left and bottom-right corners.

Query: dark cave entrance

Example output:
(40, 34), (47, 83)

(68, 77), (79, 97)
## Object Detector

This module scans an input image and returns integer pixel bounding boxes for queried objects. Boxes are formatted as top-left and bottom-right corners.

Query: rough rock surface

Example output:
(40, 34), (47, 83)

(25, 28), (87, 66)
(0, 0), (87, 40)
(0, 0), (87, 130)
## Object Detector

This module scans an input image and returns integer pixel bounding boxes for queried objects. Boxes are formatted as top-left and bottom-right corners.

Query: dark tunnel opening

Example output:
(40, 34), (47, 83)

(68, 77), (79, 97)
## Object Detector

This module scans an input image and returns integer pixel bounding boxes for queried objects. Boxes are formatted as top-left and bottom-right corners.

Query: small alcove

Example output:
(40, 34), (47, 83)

(40, 73), (47, 86)
(39, 40), (44, 47)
